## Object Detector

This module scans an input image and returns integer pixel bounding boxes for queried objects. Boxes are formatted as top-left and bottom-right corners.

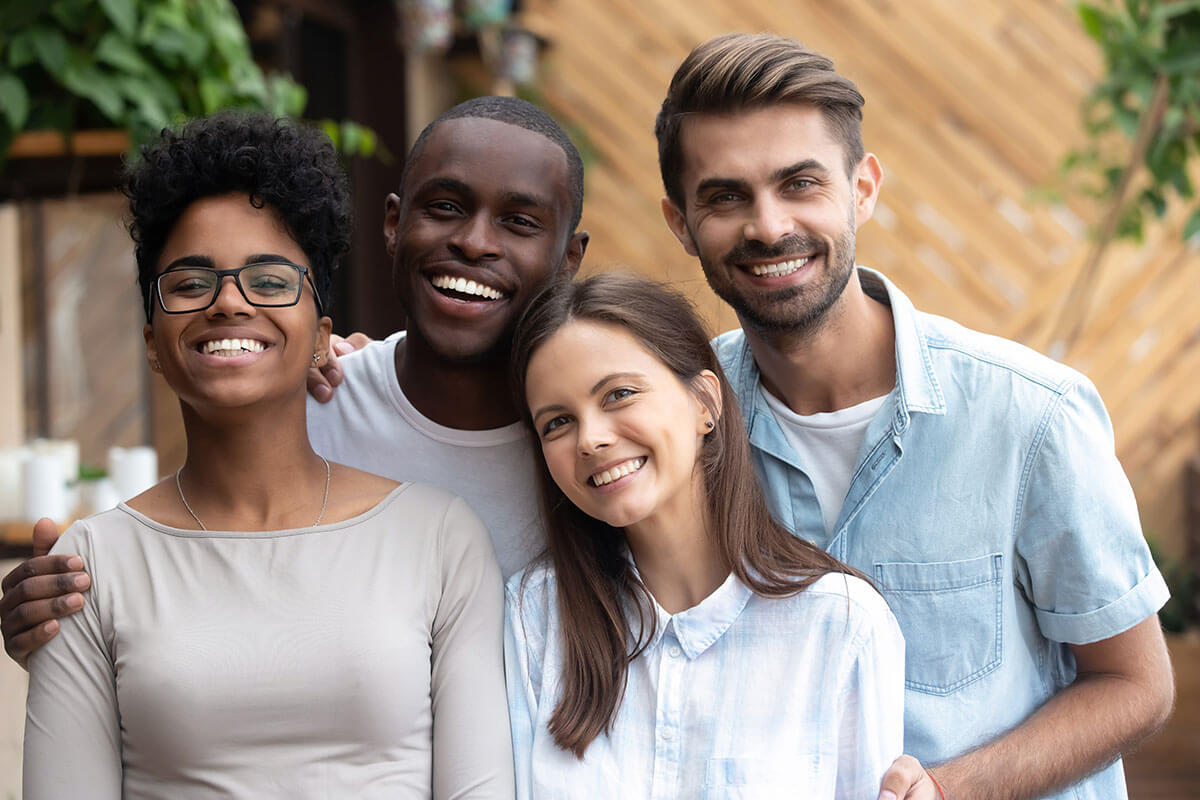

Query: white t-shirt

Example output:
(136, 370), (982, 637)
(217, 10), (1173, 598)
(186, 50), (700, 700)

(761, 389), (887, 537)
(307, 332), (543, 577)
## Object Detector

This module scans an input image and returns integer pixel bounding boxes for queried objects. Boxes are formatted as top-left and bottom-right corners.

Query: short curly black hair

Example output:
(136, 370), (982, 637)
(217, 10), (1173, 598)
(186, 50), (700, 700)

(127, 110), (351, 321)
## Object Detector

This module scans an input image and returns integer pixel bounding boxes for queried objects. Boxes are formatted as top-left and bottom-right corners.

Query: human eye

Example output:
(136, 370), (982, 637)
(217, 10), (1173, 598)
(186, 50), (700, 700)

(539, 414), (572, 437)
(162, 270), (215, 296)
(504, 214), (542, 233)
(426, 199), (462, 216)
(785, 176), (814, 192)
(603, 387), (637, 405)
(246, 265), (299, 296)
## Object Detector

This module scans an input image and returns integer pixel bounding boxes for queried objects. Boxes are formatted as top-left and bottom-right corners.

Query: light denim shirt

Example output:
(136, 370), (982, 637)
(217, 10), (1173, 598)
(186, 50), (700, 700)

(506, 568), (905, 799)
(714, 268), (1169, 800)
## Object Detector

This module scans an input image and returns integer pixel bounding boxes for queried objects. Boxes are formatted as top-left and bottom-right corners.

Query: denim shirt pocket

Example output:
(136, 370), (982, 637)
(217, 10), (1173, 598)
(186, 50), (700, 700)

(874, 553), (1003, 695)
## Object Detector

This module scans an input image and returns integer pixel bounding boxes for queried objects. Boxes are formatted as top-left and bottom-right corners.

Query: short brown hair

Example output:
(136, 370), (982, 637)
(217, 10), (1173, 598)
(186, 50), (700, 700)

(655, 33), (866, 209)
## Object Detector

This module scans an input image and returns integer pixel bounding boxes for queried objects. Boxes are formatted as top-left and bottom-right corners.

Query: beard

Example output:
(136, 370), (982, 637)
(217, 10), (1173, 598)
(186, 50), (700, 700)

(696, 216), (857, 336)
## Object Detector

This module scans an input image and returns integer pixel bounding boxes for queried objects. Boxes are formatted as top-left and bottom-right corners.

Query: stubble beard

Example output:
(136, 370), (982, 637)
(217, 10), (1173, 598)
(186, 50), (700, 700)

(699, 223), (857, 339)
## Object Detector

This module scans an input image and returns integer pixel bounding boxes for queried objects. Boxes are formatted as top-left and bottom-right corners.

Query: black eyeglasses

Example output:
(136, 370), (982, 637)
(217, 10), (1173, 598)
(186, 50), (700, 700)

(153, 263), (323, 316)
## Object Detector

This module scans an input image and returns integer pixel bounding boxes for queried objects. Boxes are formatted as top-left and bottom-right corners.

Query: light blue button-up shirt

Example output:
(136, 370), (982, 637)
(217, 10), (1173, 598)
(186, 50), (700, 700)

(714, 268), (1169, 799)
(506, 568), (905, 799)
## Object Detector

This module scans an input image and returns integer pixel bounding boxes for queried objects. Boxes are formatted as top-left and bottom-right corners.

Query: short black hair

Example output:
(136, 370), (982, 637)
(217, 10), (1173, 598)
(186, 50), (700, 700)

(403, 96), (585, 233)
(127, 110), (351, 321)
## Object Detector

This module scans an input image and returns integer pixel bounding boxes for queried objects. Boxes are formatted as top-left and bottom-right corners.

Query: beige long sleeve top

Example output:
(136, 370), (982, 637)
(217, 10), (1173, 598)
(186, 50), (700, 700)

(24, 482), (514, 799)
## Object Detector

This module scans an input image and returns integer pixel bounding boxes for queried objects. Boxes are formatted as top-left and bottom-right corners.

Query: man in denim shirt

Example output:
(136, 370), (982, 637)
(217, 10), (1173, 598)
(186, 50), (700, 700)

(656, 34), (1174, 800)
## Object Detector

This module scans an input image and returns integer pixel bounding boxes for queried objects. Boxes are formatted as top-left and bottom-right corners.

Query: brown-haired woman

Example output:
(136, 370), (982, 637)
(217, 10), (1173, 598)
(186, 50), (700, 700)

(505, 272), (905, 799)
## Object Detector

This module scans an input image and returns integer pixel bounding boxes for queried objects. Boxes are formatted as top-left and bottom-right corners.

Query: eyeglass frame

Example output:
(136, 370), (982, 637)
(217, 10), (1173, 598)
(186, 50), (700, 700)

(149, 262), (325, 318)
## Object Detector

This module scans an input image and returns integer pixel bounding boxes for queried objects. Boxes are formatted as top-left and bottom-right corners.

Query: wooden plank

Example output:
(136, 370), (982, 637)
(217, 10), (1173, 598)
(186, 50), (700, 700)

(0, 204), (22, 449)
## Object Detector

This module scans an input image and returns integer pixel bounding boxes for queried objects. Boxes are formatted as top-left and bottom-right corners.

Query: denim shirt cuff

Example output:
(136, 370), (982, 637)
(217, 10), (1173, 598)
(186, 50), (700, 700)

(1034, 568), (1170, 645)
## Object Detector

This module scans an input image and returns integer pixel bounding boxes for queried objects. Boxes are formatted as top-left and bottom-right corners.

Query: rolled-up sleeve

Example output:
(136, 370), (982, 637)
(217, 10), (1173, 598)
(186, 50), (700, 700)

(1014, 377), (1168, 645)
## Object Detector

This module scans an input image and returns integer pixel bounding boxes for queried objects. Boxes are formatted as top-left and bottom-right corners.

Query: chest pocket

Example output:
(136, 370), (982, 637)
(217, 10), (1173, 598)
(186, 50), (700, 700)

(874, 553), (1003, 695)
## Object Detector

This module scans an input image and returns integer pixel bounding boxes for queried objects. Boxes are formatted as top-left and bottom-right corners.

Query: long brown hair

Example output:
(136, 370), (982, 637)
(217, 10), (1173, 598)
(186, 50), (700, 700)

(511, 272), (862, 758)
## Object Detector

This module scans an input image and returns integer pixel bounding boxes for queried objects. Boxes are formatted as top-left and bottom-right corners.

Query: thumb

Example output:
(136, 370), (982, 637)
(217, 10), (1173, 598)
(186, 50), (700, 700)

(32, 517), (63, 558)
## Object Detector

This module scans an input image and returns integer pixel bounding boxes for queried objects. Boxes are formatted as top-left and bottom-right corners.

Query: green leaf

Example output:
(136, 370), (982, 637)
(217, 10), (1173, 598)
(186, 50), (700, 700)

(1078, 3), (1106, 43)
(6, 34), (36, 68)
(1184, 208), (1200, 240)
(28, 25), (69, 78)
(196, 75), (227, 114)
(61, 56), (125, 121)
(1141, 186), (1167, 218)
(97, 0), (137, 39)
(0, 70), (29, 129)
(94, 31), (150, 75)
(50, 0), (92, 31)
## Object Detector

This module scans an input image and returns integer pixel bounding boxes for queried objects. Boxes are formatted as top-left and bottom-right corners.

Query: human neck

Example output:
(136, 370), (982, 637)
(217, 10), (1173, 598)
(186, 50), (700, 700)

(394, 334), (520, 430)
(176, 397), (328, 530)
(745, 272), (896, 415)
(625, 501), (728, 616)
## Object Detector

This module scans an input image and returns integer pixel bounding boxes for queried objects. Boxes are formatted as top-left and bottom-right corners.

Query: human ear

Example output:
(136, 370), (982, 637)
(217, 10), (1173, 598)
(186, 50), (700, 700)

(661, 196), (699, 257)
(852, 153), (883, 229)
(383, 193), (402, 256)
(558, 230), (589, 279)
(314, 316), (333, 364)
(143, 324), (161, 373)
(691, 369), (722, 432)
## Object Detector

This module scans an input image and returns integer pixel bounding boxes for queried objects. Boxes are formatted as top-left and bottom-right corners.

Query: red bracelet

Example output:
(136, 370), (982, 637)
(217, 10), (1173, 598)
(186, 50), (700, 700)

(927, 771), (948, 800)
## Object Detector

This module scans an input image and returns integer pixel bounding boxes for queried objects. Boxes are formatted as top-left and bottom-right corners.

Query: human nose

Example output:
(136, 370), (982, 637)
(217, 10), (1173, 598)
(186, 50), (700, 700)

(575, 413), (613, 457)
(742, 194), (796, 245)
(205, 275), (255, 317)
(448, 213), (502, 263)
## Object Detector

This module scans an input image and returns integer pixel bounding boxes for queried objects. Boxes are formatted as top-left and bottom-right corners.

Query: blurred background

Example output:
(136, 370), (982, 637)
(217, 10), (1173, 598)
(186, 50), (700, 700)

(1, 0), (1197, 796)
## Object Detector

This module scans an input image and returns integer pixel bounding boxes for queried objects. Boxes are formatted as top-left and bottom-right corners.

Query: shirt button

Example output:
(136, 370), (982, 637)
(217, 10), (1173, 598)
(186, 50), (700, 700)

(668, 645), (682, 658)
(661, 728), (675, 740)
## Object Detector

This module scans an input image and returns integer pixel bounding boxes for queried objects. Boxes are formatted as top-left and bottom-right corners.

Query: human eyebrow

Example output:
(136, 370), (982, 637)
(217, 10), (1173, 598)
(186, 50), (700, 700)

(417, 177), (472, 197)
(694, 177), (751, 198)
(590, 372), (645, 395)
(244, 254), (303, 266)
(502, 190), (554, 211)
(771, 159), (830, 183)
(530, 402), (566, 422)
(161, 255), (215, 270)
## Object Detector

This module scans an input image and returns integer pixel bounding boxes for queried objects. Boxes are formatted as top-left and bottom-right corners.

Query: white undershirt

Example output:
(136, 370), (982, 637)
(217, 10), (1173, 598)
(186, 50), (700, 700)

(761, 388), (888, 536)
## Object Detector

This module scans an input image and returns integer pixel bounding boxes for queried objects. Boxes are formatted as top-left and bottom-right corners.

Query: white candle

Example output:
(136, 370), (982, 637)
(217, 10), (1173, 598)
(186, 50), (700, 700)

(23, 453), (68, 523)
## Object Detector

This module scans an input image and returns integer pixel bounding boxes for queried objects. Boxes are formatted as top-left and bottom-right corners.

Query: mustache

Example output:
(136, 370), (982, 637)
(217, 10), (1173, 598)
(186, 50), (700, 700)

(723, 235), (825, 264)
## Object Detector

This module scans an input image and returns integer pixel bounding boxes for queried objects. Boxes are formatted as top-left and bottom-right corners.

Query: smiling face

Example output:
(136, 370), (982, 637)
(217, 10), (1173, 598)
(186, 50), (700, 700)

(525, 319), (717, 538)
(662, 104), (880, 335)
(144, 193), (331, 412)
(386, 117), (585, 364)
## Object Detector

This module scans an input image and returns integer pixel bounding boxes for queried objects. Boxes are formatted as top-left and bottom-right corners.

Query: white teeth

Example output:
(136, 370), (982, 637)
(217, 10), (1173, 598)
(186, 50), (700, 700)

(590, 457), (646, 487)
(430, 274), (504, 300)
(749, 257), (811, 277)
(201, 338), (266, 356)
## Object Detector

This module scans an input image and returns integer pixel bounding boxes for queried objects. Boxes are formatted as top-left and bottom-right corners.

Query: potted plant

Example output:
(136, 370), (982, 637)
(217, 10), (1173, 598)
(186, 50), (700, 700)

(0, 0), (376, 171)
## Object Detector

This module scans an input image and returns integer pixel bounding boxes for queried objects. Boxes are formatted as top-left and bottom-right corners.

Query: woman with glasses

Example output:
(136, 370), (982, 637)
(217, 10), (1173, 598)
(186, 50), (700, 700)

(23, 112), (513, 798)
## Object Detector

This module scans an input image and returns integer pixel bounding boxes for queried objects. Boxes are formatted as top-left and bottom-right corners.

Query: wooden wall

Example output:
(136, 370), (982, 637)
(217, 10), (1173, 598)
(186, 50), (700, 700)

(523, 0), (1200, 556)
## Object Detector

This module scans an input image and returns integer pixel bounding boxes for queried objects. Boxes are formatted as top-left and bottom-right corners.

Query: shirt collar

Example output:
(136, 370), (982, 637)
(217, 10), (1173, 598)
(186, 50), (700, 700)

(644, 571), (753, 660)
(732, 267), (945, 442)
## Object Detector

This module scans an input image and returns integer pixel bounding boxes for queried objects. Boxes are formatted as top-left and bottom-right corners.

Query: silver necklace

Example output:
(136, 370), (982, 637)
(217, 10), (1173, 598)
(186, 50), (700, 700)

(175, 456), (331, 531)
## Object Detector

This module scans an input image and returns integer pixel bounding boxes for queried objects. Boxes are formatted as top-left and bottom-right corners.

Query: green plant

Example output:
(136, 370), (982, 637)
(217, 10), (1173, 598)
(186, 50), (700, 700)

(1067, 0), (1200, 240)
(0, 0), (376, 166)
(1148, 536), (1200, 633)
(1052, 0), (1200, 345)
